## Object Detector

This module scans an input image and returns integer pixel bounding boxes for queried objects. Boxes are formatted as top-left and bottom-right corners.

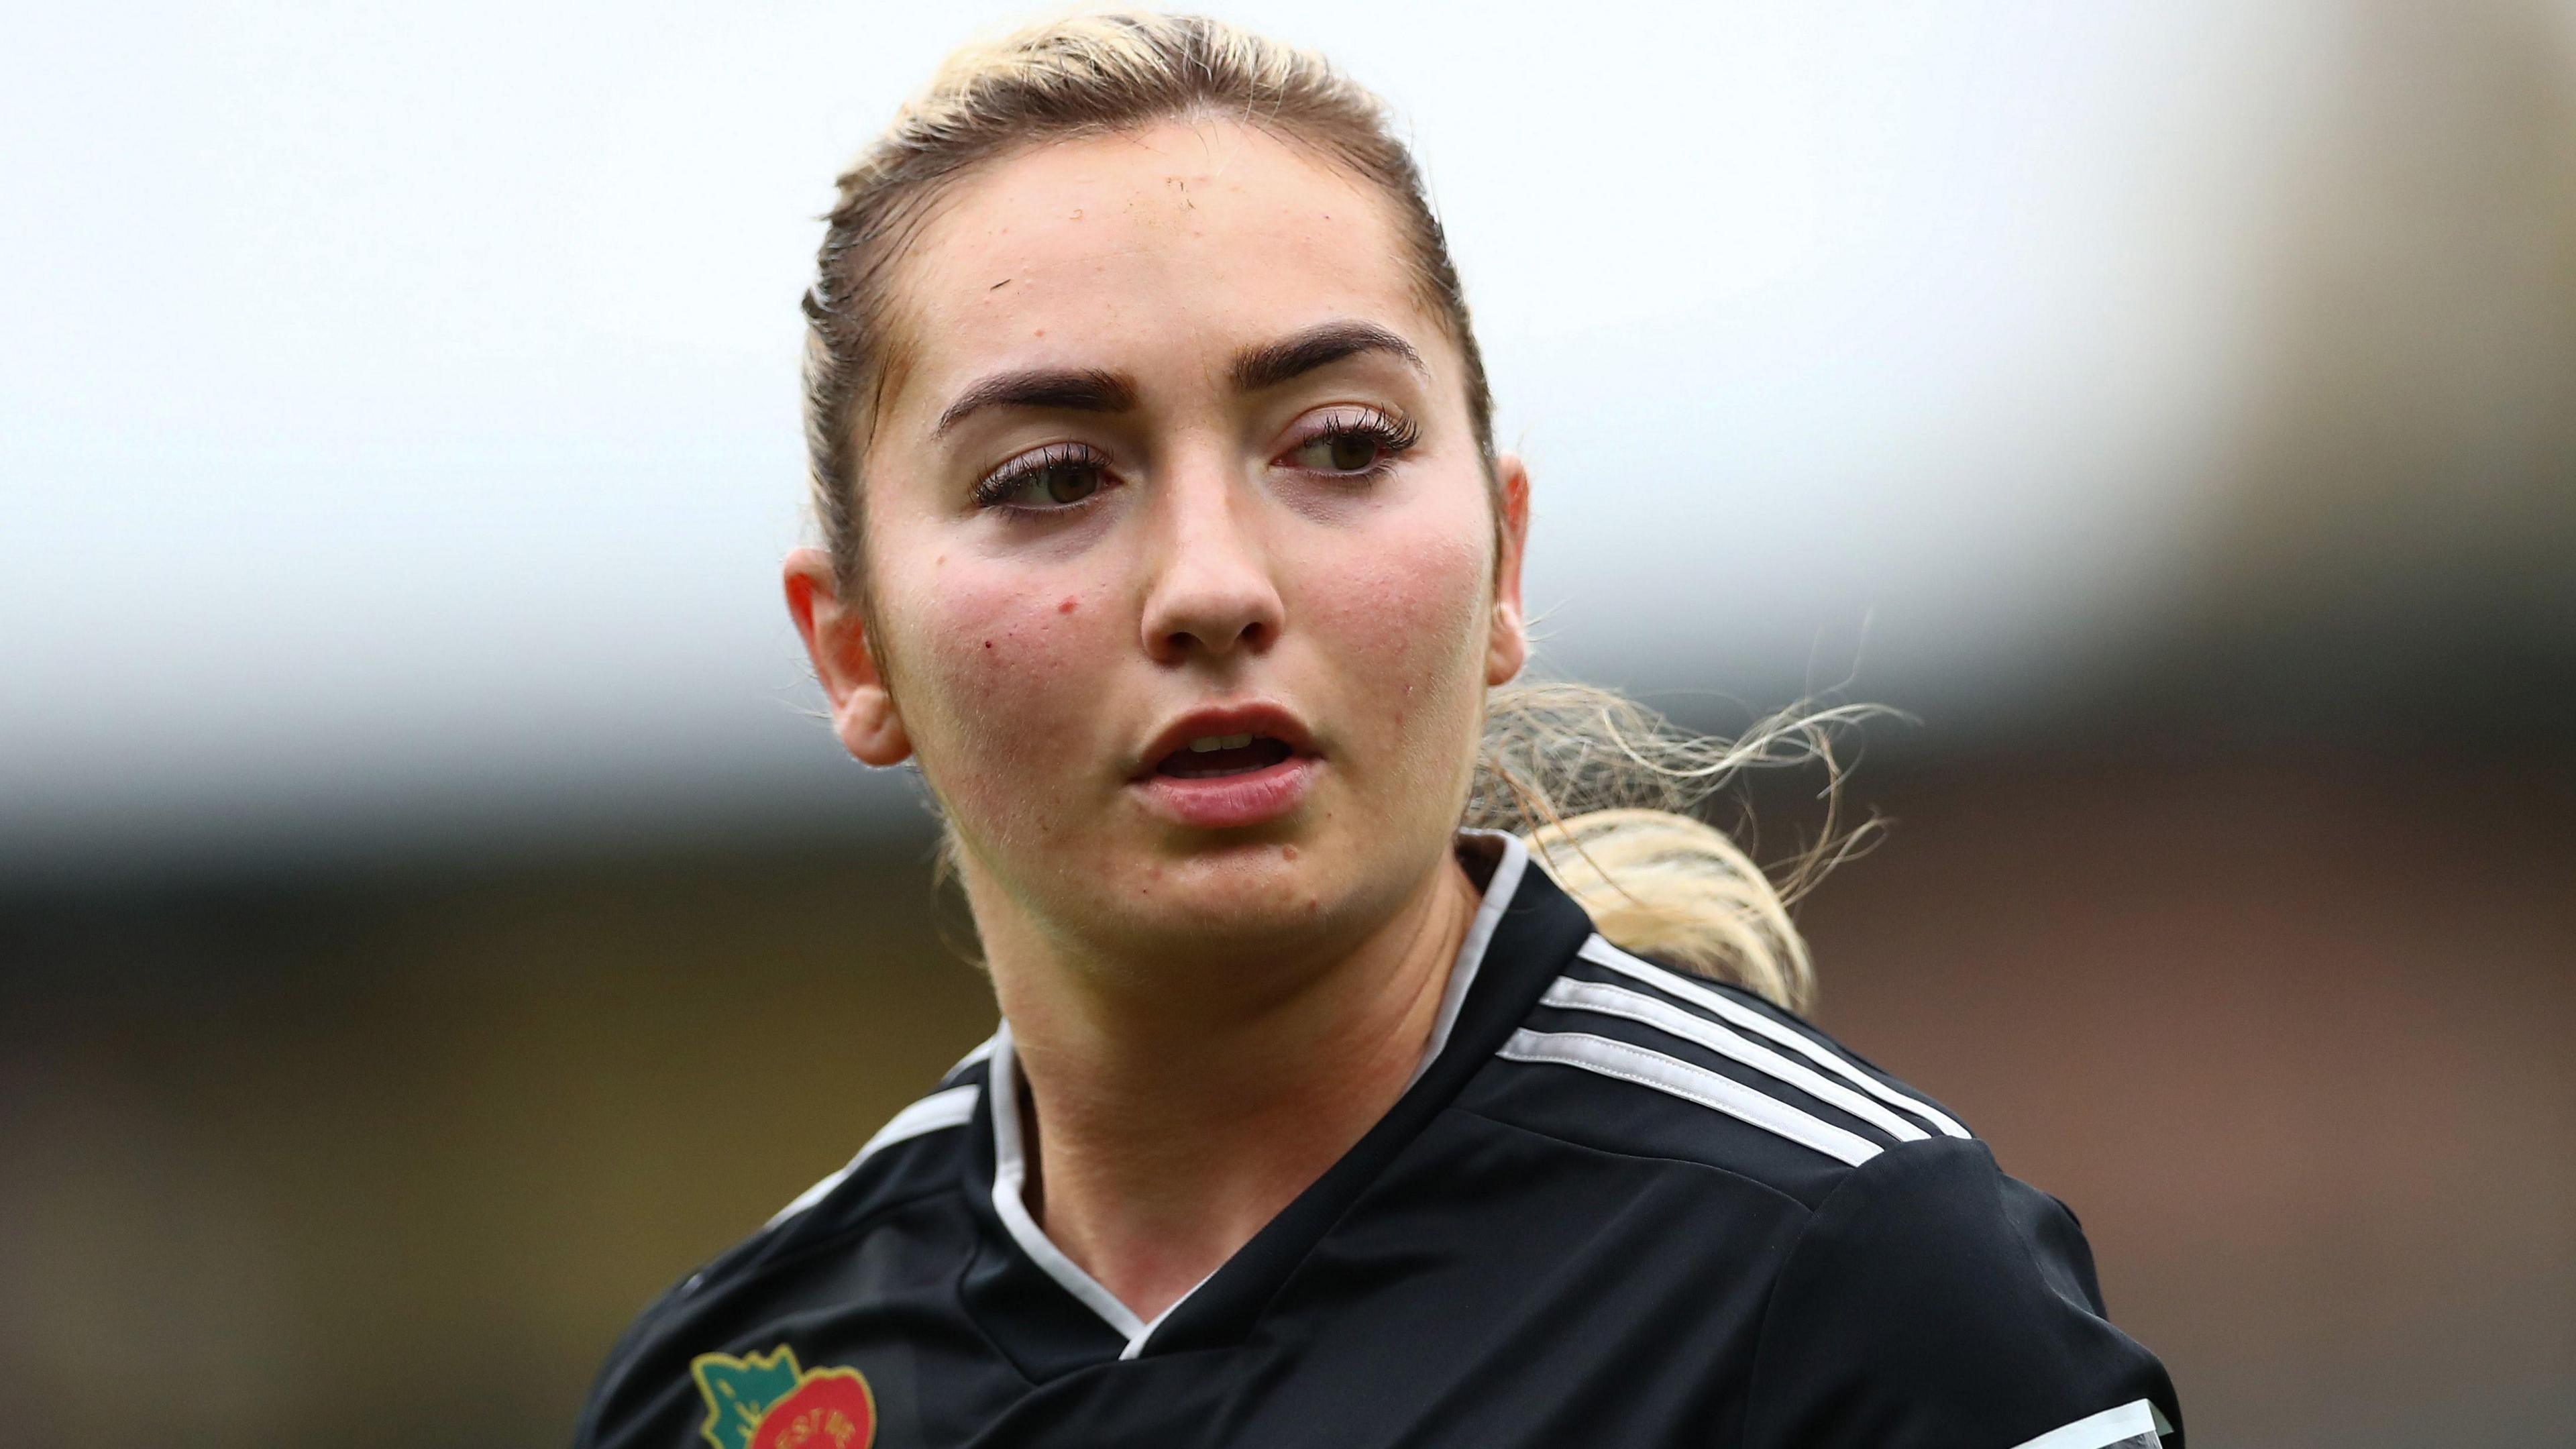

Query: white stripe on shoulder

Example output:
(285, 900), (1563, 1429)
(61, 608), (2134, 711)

(1576, 936), (1973, 1140)
(1541, 977), (1928, 1144)
(947, 1034), (999, 1077)
(765, 1083), (980, 1227)
(2006, 1398), (2164, 1449)
(1497, 1028), (1882, 1166)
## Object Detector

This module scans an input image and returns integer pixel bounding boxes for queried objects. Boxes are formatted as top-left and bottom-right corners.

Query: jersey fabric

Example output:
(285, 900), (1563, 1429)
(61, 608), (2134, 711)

(577, 830), (2183, 1449)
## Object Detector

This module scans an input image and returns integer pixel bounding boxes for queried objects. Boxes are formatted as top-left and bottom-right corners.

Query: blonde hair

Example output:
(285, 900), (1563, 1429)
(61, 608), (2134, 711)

(804, 11), (1874, 1014)
(1470, 685), (1884, 1014)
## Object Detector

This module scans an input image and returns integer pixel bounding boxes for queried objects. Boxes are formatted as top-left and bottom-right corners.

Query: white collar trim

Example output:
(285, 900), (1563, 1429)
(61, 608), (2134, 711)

(1409, 828), (1528, 1088)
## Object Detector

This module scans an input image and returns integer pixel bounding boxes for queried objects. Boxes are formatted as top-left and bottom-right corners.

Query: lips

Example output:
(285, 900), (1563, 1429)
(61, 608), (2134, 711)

(1130, 703), (1320, 830)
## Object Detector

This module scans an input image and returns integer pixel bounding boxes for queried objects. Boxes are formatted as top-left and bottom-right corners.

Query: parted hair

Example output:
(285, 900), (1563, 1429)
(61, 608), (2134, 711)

(804, 10), (1870, 1013)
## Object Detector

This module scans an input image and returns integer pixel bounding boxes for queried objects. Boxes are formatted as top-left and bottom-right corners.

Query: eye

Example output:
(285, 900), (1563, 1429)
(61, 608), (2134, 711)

(1293, 430), (1386, 473)
(974, 443), (1112, 513)
(1281, 407), (1419, 477)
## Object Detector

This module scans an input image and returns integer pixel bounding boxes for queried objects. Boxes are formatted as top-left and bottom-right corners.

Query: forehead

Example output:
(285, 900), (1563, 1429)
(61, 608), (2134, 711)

(878, 119), (1442, 421)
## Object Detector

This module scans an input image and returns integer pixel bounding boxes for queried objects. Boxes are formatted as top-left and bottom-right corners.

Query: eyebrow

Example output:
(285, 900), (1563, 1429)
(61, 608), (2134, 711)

(934, 368), (1136, 437)
(1228, 320), (1430, 394)
(930, 321), (1429, 437)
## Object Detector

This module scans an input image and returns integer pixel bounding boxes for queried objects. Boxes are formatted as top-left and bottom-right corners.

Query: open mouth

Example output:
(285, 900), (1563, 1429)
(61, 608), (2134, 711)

(1131, 709), (1318, 828)
(1155, 733), (1296, 780)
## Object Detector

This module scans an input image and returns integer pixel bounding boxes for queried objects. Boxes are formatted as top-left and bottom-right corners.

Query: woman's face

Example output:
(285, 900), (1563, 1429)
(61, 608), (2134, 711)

(790, 119), (1527, 972)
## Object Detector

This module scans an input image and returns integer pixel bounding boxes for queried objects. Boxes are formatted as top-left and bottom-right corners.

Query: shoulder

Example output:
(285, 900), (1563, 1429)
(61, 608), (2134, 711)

(573, 1040), (994, 1449)
(759, 1038), (991, 1242)
(1743, 1127), (2182, 1446)
(1462, 934), (2184, 1447)
(1465, 932), (1975, 1206)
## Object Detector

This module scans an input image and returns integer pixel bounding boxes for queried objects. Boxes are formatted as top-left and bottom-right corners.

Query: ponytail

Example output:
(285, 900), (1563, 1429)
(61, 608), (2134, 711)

(1468, 683), (1887, 1013)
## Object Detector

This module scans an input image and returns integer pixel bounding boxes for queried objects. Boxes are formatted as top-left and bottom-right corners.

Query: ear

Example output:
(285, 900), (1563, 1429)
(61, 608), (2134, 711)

(1485, 452), (1532, 686)
(784, 546), (913, 767)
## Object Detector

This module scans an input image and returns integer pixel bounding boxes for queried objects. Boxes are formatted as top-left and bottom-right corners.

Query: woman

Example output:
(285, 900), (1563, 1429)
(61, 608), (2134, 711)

(578, 13), (2182, 1448)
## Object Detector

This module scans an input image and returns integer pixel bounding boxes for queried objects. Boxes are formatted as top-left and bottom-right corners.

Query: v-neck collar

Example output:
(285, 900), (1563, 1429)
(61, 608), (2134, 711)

(959, 830), (1599, 1375)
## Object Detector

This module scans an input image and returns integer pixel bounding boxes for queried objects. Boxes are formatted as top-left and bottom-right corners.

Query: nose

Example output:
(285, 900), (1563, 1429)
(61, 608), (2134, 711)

(1137, 460), (1285, 665)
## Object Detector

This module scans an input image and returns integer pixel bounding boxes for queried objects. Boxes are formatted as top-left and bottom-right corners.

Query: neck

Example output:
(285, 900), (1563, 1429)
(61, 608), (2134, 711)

(983, 842), (1488, 1324)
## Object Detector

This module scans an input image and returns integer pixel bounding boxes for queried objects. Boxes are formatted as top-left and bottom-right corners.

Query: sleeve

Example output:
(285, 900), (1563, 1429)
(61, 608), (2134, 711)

(1741, 1136), (2184, 1449)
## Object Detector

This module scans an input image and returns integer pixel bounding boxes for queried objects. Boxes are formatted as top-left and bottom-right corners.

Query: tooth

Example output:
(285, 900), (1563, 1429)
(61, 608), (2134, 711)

(1189, 736), (1224, 753)
(1222, 733), (1253, 749)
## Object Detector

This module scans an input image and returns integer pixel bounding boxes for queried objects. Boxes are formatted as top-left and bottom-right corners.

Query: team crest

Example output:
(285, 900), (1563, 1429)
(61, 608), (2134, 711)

(691, 1346), (877, 1449)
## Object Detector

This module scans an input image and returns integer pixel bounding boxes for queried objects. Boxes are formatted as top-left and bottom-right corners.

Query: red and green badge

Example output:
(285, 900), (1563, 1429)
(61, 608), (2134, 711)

(691, 1346), (877, 1449)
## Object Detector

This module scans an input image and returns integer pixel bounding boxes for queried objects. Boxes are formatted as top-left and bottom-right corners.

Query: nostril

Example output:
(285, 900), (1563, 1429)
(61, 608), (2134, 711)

(1140, 574), (1285, 659)
(1158, 619), (1272, 657)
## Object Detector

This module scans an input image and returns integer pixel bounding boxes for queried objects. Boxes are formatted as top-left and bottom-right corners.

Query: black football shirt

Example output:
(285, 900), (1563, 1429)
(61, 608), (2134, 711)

(577, 831), (2183, 1449)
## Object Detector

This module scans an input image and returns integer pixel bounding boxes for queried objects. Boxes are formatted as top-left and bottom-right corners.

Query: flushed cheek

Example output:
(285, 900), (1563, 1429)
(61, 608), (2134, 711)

(892, 570), (1120, 844)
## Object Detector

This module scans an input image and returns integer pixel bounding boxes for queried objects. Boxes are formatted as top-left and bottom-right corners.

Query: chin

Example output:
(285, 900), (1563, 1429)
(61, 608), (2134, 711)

(1144, 833), (1314, 902)
(1132, 825), (1437, 949)
(1099, 836), (1336, 943)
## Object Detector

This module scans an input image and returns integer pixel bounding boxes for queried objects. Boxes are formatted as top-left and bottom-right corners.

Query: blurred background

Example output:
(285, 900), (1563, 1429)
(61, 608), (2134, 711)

(4, 1), (2571, 1444)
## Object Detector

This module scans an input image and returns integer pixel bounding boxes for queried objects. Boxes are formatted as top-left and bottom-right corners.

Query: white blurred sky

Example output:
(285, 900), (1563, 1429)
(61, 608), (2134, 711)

(1, 1), (2380, 871)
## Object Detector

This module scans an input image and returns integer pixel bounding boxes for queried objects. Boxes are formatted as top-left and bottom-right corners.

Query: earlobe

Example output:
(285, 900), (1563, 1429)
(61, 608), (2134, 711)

(784, 547), (914, 767)
(1485, 454), (1532, 686)
(831, 675), (913, 768)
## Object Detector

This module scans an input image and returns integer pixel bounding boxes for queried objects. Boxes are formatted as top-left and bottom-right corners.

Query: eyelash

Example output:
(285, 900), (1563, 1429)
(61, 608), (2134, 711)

(971, 441), (1111, 515)
(1282, 407), (1421, 480)
(967, 407), (1422, 517)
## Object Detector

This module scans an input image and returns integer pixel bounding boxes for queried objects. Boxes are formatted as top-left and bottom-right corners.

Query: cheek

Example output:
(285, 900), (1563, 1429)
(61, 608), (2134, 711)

(1297, 509), (1493, 754)
(888, 564), (1117, 833)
